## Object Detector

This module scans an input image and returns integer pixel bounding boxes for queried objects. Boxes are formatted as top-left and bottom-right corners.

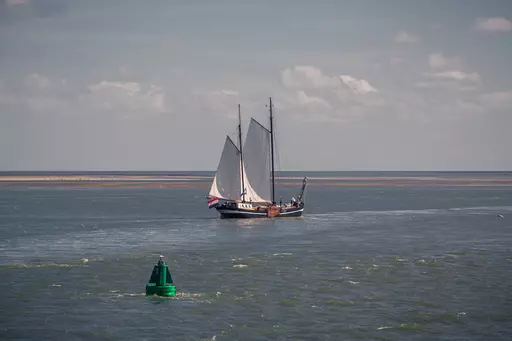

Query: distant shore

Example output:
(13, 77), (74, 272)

(1, 174), (512, 188)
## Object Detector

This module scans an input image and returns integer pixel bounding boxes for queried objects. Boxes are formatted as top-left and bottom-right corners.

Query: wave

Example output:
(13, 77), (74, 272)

(308, 205), (512, 219)
(0, 262), (86, 269)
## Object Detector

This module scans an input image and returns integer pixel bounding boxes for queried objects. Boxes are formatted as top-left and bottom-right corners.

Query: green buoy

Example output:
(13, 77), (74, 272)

(145, 255), (176, 297)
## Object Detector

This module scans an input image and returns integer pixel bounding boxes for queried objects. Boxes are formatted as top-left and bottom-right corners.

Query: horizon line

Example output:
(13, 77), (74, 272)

(1, 169), (511, 173)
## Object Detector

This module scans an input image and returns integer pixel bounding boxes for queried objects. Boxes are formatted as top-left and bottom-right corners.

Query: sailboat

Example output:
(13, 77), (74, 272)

(207, 97), (308, 218)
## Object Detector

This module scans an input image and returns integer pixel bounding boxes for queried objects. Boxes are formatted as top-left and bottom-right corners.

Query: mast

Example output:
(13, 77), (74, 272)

(269, 97), (275, 204)
(238, 104), (246, 202)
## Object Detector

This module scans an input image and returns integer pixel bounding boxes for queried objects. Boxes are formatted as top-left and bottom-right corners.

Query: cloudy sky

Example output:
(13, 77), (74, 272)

(1, 0), (511, 171)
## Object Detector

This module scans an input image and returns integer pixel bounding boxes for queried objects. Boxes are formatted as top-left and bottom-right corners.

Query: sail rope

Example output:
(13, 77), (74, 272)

(229, 129), (239, 149)
(272, 104), (286, 199)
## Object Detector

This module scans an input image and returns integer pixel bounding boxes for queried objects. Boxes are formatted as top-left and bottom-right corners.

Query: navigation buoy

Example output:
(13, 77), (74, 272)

(145, 255), (176, 297)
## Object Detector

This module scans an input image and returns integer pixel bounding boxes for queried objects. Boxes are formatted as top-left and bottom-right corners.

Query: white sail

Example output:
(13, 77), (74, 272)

(209, 136), (242, 201)
(241, 163), (269, 203)
(242, 118), (272, 203)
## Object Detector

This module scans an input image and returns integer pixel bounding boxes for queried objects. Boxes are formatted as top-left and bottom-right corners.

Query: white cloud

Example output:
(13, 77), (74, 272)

(419, 70), (481, 91)
(425, 71), (481, 84)
(475, 17), (512, 32)
(0, 74), (75, 115)
(340, 75), (379, 94)
(428, 53), (461, 70)
(89, 81), (141, 96)
(217, 89), (238, 96)
(393, 31), (419, 44)
(429, 53), (447, 69)
(281, 66), (339, 89)
(0, 74), (169, 118)
(87, 81), (168, 115)
(295, 91), (331, 108)
(415, 81), (476, 92)
(277, 66), (384, 122)
(277, 91), (335, 122)
(194, 89), (242, 118)
(480, 90), (512, 110)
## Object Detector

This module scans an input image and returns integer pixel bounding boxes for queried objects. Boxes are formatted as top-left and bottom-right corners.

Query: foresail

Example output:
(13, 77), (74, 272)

(209, 136), (242, 201)
(242, 118), (272, 202)
(241, 164), (271, 203)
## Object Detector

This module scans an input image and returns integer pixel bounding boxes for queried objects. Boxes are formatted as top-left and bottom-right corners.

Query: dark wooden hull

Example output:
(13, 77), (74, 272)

(215, 204), (304, 219)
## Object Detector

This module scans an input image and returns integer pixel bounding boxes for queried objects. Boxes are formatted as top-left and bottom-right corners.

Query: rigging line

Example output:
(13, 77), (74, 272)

(273, 109), (282, 188)
(273, 104), (286, 189)
(229, 129), (238, 147)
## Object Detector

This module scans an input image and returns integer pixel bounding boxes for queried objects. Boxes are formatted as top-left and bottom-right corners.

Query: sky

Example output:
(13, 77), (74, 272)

(1, 0), (511, 171)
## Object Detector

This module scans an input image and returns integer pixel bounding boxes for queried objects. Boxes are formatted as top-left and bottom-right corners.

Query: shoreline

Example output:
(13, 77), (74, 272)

(1, 174), (512, 188)
(1, 180), (512, 189)
(1, 175), (512, 182)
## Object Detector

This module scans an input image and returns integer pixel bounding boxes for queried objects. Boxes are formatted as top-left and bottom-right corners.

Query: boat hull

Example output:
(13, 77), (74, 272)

(215, 205), (304, 219)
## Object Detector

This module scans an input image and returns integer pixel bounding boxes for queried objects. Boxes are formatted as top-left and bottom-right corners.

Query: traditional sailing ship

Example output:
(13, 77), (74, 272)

(207, 97), (307, 218)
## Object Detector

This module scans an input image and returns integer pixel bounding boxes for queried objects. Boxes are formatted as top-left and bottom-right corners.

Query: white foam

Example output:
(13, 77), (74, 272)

(309, 205), (512, 220)
(377, 326), (392, 330)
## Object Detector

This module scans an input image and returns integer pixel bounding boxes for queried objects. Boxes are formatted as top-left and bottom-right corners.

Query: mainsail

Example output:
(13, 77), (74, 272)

(209, 114), (273, 204)
(242, 118), (272, 203)
(209, 136), (242, 201)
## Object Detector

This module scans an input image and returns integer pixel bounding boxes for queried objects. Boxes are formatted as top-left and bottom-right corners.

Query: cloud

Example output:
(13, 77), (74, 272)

(275, 90), (335, 122)
(0, 74), (169, 118)
(428, 53), (462, 70)
(217, 89), (238, 96)
(87, 81), (168, 115)
(89, 81), (142, 95)
(339, 75), (379, 94)
(480, 90), (512, 110)
(420, 53), (479, 92)
(429, 53), (448, 69)
(192, 89), (241, 119)
(280, 95), (334, 123)
(295, 91), (331, 108)
(277, 66), (384, 122)
(393, 31), (419, 44)
(281, 66), (339, 89)
(425, 71), (481, 83)
(418, 70), (481, 91)
(0, 73), (76, 115)
(475, 17), (512, 32)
